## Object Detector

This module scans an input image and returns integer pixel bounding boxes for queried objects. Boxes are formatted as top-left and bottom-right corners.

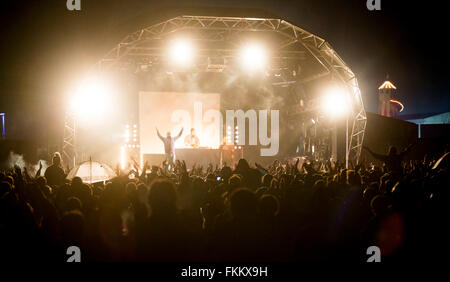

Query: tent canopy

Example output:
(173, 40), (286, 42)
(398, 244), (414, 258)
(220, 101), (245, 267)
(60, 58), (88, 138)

(67, 161), (116, 183)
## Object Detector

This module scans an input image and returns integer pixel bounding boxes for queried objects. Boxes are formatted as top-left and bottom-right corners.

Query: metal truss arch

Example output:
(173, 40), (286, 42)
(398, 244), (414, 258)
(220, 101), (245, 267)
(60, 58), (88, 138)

(89, 15), (366, 163)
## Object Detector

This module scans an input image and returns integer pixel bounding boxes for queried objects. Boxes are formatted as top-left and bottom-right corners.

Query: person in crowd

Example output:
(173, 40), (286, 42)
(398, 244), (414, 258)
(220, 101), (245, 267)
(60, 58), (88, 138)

(363, 144), (414, 174)
(44, 152), (66, 187)
(0, 143), (448, 262)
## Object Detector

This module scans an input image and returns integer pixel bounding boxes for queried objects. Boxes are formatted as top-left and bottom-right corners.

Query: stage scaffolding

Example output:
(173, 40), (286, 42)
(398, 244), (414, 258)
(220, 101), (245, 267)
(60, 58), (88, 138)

(63, 15), (366, 165)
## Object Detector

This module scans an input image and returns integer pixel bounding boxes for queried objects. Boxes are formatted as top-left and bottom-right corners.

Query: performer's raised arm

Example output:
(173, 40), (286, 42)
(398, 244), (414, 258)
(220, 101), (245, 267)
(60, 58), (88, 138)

(174, 127), (184, 141)
(363, 146), (387, 162)
(156, 127), (163, 141)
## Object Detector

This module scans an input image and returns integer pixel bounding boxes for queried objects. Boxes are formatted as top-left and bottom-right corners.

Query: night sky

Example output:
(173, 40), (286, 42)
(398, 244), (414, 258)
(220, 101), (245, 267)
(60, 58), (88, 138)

(1, 0), (449, 143)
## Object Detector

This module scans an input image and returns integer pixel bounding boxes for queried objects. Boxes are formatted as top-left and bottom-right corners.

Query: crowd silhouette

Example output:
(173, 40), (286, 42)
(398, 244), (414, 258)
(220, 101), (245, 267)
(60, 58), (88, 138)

(0, 145), (449, 262)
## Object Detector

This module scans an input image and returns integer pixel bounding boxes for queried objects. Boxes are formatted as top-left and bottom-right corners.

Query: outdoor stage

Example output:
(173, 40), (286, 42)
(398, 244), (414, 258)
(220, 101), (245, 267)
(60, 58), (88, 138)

(63, 15), (367, 170)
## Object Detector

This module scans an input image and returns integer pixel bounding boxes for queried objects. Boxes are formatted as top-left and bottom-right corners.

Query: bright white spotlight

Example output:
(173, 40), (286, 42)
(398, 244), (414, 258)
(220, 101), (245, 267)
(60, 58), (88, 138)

(321, 85), (351, 117)
(70, 77), (112, 120)
(240, 43), (267, 71)
(168, 38), (194, 67)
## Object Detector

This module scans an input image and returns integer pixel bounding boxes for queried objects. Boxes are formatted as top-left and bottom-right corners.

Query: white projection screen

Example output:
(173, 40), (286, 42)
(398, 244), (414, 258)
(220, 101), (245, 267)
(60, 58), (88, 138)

(139, 92), (222, 154)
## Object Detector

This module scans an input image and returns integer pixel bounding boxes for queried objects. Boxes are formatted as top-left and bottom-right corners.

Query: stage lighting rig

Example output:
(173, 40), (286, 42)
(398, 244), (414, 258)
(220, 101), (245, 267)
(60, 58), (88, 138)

(168, 38), (195, 67)
(321, 85), (351, 117)
(239, 42), (268, 72)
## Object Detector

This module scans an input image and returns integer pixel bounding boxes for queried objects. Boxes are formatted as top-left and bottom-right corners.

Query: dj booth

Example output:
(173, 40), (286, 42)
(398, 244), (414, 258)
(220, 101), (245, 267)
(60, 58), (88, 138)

(143, 148), (220, 168)
(175, 148), (220, 167)
(142, 146), (244, 168)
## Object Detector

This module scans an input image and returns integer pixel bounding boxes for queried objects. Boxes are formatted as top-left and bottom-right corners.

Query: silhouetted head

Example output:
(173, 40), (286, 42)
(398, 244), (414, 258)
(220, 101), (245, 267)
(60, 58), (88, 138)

(230, 188), (257, 219)
(71, 176), (83, 188)
(370, 195), (390, 216)
(388, 146), (397, 156)
(228, 174), (242, 188)
(52, 152), (62, 166)
(220, 166), (232, 180)
(190, 128), (195, 135)
(166, 132), (171, 138)
(247, 168), (262, 189)
(236, 159), (250, 172)
(148, 179), (177, 215)
(346, 170), (361, 187)
(66, 196), (82, 211)
(126, 182), (137, 194)
(60, 210), (85, 245)
(0, 181), (12, 197)
(258, 194), (279, 218)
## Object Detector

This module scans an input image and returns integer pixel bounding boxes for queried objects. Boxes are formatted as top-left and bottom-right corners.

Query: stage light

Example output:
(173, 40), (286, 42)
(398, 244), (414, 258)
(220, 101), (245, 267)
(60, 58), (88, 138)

(168, 38), (194, 67)
(321, 85), (351, 117)
(70, 77), (112, 120)
(239, 43), (267, 71)
(322, 85), (352, 169)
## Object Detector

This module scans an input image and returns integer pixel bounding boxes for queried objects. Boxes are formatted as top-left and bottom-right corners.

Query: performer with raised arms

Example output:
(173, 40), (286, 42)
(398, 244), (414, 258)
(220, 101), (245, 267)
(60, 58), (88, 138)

(156, 127), (183, 168)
